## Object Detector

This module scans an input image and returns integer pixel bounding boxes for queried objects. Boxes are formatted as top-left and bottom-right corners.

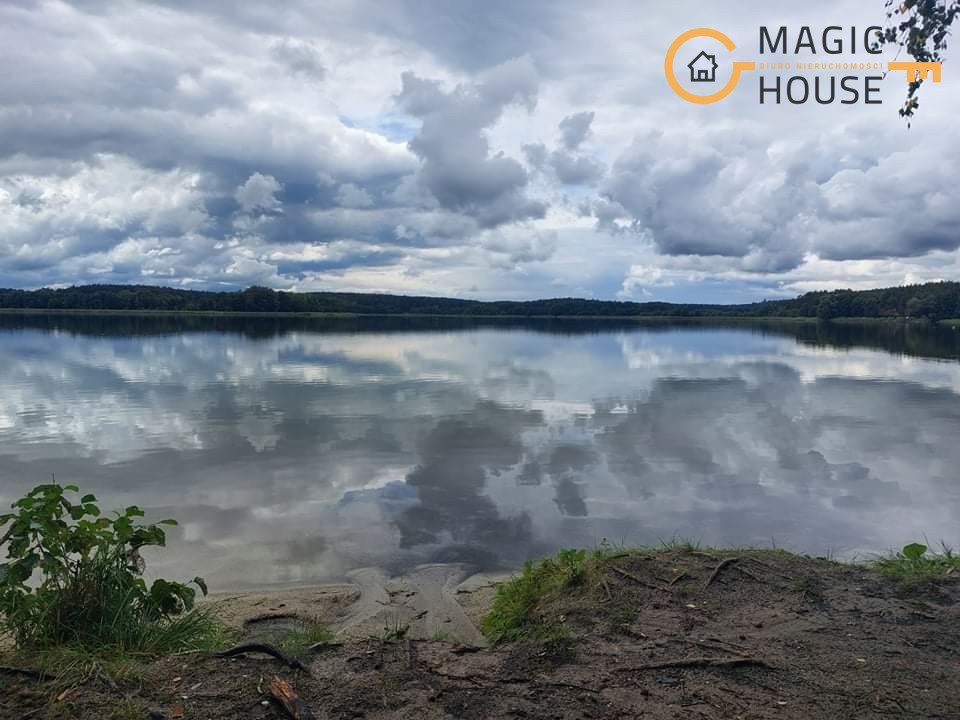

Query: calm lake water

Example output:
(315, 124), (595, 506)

(1, 315), (959, 590)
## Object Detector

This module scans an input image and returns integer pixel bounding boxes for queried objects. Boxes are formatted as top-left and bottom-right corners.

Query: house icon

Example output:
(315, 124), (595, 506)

(688, 51), (718, 82)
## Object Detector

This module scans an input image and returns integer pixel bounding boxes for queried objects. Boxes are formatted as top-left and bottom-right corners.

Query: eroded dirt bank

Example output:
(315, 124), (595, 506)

(3, 550), (959, 719)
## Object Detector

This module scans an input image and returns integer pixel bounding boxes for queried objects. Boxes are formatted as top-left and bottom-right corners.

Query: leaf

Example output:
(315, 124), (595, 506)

(125, 506), (146, 518)
(903, 543), (927, 561)
(158, 519), (179, 526)
(193, 576), (208, 596)
(80, 494), (97, 504)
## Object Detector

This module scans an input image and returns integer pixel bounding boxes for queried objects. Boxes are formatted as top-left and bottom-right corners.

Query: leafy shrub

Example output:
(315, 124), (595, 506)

(0, 483), (219, 653)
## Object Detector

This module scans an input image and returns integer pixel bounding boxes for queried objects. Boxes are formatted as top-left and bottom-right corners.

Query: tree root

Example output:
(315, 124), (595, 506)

(214, 643), (308, 672)
(619, 656), (774, 671)
(703, 557), (739, 590)
(610, 566), (672, 593)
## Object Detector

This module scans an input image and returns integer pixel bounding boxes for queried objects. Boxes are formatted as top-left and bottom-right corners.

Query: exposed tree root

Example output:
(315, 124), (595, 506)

(620, 656), (774, 671)
(610, 566), (673, 593)
(214, 643), (308, 672)
(703, 558), (739, 590)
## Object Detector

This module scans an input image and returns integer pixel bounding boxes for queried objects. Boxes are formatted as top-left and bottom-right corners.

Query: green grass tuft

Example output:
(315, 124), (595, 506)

(481, 548), (593, 643)
(380, 615), (411, 643)
(872, 542), (960, 586)
(277, 621), (334, 656)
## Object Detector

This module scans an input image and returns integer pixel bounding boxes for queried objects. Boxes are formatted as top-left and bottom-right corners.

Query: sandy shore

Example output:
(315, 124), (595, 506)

(207, 563), (508, 646)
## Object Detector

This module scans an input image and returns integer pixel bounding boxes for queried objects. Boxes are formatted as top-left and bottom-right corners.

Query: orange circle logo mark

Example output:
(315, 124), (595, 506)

(665, 28), (756, 104)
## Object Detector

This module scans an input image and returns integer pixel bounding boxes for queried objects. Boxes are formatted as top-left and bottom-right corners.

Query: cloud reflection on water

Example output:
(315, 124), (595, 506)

(0, 320), (958, 588)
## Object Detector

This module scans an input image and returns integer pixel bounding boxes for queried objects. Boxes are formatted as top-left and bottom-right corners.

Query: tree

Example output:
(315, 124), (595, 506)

(876, 0), (960, 121)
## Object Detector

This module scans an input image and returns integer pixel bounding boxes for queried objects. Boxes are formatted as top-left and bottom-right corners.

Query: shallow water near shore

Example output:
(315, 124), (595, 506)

(1, 315), (959, 590)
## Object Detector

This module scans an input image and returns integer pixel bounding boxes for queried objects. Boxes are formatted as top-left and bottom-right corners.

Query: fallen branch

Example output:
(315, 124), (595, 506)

(668, 570), (688, 587)
(610, 566), (672, 593)
(703, 557), (739, 590)
(214, 643), (308, 672)
(269, 676), (317, 720)
(619, 656), (774, 671)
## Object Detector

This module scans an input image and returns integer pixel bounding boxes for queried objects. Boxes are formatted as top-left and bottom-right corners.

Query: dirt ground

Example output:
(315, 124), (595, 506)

(2, 550), (959, 719)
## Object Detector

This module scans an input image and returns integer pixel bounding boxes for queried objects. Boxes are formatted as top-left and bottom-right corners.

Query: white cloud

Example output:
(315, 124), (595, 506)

(235, 173), (283, 213)
(0, 0), (957, 301)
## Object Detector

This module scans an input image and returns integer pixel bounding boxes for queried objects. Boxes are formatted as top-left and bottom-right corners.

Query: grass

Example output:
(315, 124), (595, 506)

(3, 644), (151, 688)
(380, 616), (411, 643)
(7, 561), (231, 655)
(1, 616), (233, 690)
(107, 699), (150, 720)
(276, 622), (334, 657)
(0, 482), (231, 692)
(482, 539), (960, 645)
(871, 542), (960, 586)
(481, 547), (596, 644)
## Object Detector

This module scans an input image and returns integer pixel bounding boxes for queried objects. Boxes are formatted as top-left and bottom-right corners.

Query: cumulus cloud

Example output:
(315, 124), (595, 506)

(235, 172), (283, 213)
(481, 229), (557, 268)
(0, 0), (958, 299)
(598, 122), (960, 276)
(335, 182), (374, 208)
(395, 57), (547, 228)
(558, 111), (594, 150)
(549, 150), (604, 186)
(269, 38), (326, 79)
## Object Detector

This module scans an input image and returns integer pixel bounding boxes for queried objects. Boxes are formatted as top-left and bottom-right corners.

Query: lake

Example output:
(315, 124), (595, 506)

(1, 315), (959, 590)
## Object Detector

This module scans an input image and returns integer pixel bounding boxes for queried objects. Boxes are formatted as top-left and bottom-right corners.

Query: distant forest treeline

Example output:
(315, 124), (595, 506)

(1, 281), (959, 320)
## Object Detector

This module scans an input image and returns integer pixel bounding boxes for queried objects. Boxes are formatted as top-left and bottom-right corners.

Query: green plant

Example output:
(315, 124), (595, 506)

(481, 548), (588, 643)
(278, 622), (334, 656)
(873, 542), (960, 586)
(0, 483), (219, 653)
(380, 615), (410, 643)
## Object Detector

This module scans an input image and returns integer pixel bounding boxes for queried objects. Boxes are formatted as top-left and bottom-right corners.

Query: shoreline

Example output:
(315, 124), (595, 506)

(3, 547), (958, 718)
(0, 307), (954, 324)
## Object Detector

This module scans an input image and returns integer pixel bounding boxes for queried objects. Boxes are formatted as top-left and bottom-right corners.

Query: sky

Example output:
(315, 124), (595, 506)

(1, 0), (959, 304)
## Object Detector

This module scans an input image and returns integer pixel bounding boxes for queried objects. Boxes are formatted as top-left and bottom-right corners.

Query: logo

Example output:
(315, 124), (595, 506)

(687, 51), (717, 82)
(664, 28), (755, 104)
(665, 26), (943, 105)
